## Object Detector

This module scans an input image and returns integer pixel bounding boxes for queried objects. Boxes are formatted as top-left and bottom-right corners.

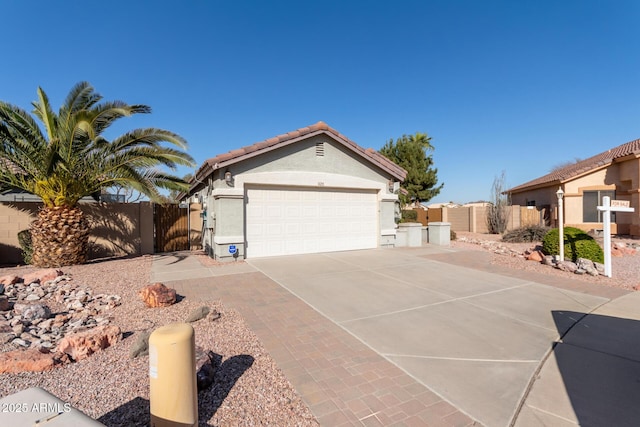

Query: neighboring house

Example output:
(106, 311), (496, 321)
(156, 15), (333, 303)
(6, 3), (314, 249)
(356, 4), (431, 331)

(463, 201), (490, 208)
(507, 138), (640, 236)
(425, 202), (461, 209)
(187, 121), (407, 260)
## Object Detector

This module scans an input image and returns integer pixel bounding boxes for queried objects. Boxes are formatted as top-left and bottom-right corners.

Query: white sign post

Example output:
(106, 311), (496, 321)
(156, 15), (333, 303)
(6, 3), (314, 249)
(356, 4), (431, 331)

(597, 196), (635, 277)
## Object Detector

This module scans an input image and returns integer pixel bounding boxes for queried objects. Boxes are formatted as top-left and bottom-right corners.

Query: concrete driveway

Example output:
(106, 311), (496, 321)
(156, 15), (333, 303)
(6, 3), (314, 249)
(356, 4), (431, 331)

(247, 246), (640, 427)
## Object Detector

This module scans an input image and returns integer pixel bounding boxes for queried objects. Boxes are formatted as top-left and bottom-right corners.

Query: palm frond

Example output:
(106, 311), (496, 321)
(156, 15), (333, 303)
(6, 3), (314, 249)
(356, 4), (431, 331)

(89, 101), (150, 136)
(31, 87), (58, 141)
(62, 81), (101, 116)
(0, 82), (195, 206)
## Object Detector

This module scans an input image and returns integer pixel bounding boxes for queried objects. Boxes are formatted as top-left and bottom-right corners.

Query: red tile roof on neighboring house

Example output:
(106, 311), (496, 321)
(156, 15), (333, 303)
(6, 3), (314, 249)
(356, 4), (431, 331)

(191, 121), (407, 190)
(507, 138), (640, 193)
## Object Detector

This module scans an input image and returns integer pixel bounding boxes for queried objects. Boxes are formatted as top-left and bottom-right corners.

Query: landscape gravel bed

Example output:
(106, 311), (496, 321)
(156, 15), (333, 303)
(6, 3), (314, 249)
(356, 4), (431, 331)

(0, 256), (318, 427)
(452, 231), (640, 291)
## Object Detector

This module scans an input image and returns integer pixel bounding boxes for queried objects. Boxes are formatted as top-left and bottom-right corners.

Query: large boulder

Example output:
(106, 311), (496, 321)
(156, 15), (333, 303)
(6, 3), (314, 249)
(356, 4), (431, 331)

(56, 324), (122, 361)
(138, 283), (177, 308)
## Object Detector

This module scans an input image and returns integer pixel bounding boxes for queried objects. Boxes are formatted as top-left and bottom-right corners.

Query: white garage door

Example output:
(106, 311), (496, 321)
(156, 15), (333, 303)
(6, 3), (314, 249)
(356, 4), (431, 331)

(246, 186), (378, 258)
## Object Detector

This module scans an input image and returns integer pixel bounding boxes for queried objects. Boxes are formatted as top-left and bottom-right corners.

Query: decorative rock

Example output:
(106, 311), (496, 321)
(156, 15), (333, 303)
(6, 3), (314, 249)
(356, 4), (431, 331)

(129, 330), (152, 359)
(542, 255), (555, 266)
(0, 295), (10, 311)
(0, 275), (19, 286)
(555, 261), (578, 273)
(38, 318), (54, 330)
(196, 348), (221, 391)
(0, 321), (10, 333)
(526, 250), (544, 262)
(0, 348), (60, 373)
(0, 270), (123, 372)
(21, 304), (52, 322)
(12, 338), (30, 348)
(186, 306), (210, 323)
(208, 309), (221, 322)
(576, 258), (599, 276)
(56, 324), (122, 361)
(138, 283), (177, 308)
(574, 269), (585, 275)
(22, 269), (64, 285)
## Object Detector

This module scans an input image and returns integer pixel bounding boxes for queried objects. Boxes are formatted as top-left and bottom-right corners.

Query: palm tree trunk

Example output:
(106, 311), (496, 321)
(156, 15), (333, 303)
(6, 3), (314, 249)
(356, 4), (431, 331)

(30, 206), (90, 267)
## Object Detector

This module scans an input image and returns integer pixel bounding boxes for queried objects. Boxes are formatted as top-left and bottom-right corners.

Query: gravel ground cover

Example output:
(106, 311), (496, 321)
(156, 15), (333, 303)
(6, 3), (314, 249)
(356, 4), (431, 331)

(0, 255), (318, 427)
(452, 231), (640, 291)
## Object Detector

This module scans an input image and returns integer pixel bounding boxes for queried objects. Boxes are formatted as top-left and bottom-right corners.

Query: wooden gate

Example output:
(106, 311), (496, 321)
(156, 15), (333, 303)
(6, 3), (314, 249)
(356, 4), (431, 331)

(426, 208), (443, 223)
(154, 204), (189, 252)
(520, 206), (550, 227)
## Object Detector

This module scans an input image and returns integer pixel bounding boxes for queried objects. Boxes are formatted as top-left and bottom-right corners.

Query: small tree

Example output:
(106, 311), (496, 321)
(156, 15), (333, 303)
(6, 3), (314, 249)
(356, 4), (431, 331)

(487, 171), (510, 234)
(0, 82), (194, 267)
(379, 132), (443, 206)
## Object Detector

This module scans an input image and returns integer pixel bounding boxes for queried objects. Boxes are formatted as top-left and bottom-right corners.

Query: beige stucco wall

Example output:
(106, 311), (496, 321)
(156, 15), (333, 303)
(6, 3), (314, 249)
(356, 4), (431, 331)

(0, 201), (155, 265)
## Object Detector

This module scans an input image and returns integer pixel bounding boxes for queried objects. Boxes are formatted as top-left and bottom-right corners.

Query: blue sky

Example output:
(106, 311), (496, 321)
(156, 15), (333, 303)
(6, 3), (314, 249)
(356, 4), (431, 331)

(2, 1), (639, 204)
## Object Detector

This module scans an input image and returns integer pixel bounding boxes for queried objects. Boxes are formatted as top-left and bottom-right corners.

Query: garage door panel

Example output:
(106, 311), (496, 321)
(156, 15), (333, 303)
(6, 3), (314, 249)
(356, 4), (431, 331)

(246, 187), (378, 258)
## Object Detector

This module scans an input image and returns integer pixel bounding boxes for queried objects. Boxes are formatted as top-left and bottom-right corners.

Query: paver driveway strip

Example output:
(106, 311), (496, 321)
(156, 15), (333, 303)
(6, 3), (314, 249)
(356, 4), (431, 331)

(248, 248), (613, 427)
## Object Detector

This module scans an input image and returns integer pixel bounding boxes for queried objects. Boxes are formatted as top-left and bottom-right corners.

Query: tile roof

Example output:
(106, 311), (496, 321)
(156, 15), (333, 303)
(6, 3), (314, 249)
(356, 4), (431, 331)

(192, 121), (407, 189)
(507, 137), (640, 193)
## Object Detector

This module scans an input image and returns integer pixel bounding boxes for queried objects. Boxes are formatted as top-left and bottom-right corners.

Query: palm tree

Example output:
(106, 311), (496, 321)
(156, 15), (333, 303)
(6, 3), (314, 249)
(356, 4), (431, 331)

(0, 82), (194, 267)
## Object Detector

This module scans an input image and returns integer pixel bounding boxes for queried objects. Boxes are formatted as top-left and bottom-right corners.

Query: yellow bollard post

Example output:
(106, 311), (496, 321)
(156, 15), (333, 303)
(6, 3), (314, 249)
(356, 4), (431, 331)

(149, 323), (198, 427)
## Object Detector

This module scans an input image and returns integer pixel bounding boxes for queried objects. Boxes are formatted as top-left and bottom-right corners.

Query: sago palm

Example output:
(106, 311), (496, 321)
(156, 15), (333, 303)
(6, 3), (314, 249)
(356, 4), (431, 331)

(0, 82), (194, 267)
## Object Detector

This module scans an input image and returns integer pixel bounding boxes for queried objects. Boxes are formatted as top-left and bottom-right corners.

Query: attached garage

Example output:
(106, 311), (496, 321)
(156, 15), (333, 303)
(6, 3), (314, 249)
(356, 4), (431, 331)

(245, 186), (378, 257)
(187, 121), (407, 261)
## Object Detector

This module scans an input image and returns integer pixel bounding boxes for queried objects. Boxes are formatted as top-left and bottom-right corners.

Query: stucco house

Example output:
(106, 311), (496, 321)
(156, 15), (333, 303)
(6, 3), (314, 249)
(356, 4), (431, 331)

(187, 122), (407, 260)
(507, 138), (640, 236)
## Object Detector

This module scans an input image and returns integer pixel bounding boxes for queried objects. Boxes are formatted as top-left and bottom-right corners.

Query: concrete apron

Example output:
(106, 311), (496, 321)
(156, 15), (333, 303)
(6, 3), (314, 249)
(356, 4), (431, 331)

(248, 247), (633, 427)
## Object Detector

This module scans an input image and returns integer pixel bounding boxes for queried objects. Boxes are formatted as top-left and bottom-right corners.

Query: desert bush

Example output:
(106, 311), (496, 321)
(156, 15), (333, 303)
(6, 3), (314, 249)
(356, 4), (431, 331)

(486, 171), (510, 234)
(450, 229), (457, 241)
(400, 210), (418, 223)
(18, 229), (33, 265)
(542, 227), (604, 263)
(502, 225), (550, 243)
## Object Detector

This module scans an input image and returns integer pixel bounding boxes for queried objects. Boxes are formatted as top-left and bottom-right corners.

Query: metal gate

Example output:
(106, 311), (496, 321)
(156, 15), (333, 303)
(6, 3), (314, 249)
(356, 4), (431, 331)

(154, 204), (189, 252)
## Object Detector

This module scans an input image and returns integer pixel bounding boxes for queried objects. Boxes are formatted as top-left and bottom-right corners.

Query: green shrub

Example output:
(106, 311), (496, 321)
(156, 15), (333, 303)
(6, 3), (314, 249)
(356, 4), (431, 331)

(17, 229), (33, 265)
(400, 210), (418, 223)
(502, 225), (550, 243)
(542, 227), (604, 263)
